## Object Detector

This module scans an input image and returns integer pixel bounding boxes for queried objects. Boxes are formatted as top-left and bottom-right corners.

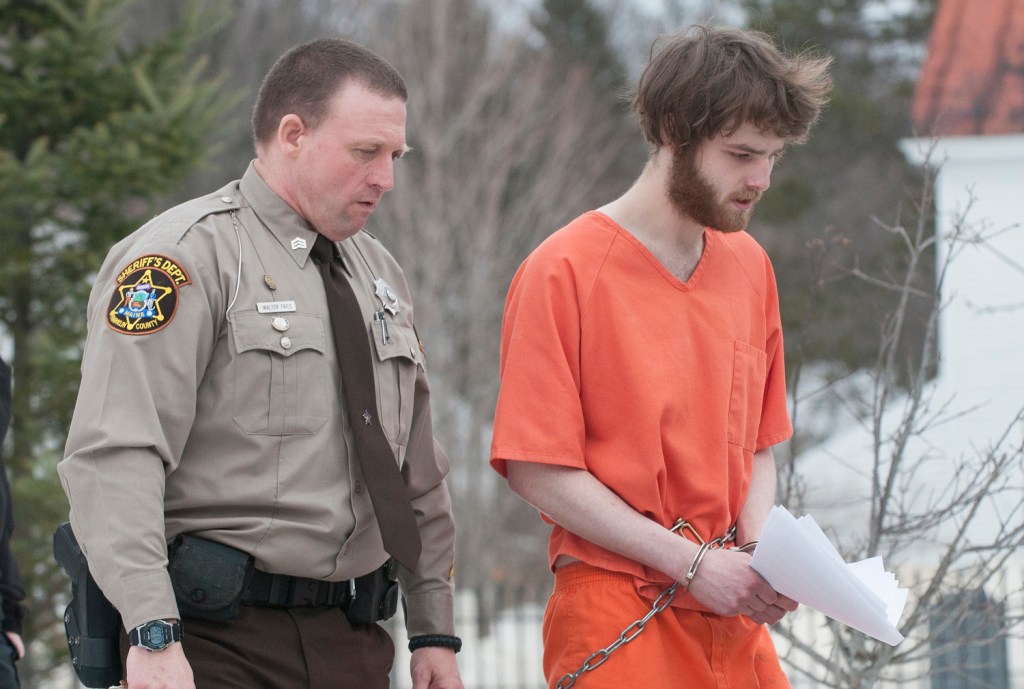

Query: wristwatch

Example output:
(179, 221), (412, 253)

(128, 619), (182, 651)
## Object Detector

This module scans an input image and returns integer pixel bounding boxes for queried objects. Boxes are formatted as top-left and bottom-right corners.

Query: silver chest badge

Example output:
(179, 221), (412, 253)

(373, 278), (401, 316)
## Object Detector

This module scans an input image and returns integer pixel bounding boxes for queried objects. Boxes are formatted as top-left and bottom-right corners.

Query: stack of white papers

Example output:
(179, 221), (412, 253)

(749, 505), (908, 646)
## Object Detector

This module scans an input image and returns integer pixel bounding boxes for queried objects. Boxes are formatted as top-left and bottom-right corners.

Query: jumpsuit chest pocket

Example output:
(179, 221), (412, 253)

(371, 321), (422, 455)
(727, 340), (767, 452)
(230, 311), (329, 435)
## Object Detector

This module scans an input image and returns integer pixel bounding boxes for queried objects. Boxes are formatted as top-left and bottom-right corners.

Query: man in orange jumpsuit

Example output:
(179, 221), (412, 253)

(490, 24), (832, 688)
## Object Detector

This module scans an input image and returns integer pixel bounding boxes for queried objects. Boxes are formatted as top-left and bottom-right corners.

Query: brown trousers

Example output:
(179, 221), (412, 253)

(121, 605), (395, 689)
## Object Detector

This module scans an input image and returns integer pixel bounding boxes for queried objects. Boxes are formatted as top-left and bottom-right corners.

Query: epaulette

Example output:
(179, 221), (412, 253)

(135, 182), (244, 244)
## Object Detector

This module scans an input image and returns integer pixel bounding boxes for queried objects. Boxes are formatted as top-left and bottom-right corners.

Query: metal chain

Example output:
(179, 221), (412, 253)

(553, 520), (737, 689)
(554, 578), (680, 689)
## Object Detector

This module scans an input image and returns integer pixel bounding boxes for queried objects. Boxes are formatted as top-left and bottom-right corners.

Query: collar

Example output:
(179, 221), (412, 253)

(239, 161), (319, 269)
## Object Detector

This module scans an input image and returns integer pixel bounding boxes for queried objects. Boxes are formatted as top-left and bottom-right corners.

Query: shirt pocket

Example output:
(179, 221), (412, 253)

(230, 311), (329, 435)
(727, 340), (768, 452)
(371, 321), (423, 460)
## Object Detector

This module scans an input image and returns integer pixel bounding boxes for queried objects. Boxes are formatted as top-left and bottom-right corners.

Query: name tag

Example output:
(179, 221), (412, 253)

(256, 301), (297, 314)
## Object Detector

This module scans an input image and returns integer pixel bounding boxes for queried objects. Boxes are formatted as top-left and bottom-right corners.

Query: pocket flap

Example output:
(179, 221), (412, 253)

(231, 311), (325, 357)
(372, 321), (423, 366)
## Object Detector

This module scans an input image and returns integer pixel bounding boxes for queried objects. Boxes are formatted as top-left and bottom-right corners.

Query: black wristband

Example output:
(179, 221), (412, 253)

(408, 634), (462, 653)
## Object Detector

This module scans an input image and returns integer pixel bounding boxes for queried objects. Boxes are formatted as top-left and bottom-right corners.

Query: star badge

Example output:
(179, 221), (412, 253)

(373, 278), (401, 316)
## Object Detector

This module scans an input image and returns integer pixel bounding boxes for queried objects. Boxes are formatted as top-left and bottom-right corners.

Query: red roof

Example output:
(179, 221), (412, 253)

(912, 0), (1024, 136)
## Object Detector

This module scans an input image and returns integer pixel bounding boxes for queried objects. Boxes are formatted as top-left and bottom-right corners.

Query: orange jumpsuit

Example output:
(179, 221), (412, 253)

(490, 212), (793, 688)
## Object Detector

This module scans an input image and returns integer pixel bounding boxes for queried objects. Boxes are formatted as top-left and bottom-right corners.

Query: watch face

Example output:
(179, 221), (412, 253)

(134, 620), (178, 651)
(144, 623), (168, 649)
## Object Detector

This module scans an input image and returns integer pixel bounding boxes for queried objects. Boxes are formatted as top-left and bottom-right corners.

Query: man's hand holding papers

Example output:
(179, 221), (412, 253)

(749, 506), (908, 645)
(688, 548), (798, 626)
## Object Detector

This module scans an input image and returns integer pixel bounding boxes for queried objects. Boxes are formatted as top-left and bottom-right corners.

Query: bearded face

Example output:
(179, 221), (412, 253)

(666, 145), (762, 233)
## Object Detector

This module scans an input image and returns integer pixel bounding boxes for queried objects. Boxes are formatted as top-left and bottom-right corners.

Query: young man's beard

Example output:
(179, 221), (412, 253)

(667, 147), (758, 233)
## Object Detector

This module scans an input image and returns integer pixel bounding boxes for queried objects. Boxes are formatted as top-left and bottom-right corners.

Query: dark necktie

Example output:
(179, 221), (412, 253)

(311, 234), (422, 570)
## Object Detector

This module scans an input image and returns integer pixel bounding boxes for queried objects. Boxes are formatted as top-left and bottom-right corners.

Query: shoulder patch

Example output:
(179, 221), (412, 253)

(105, 255), (192, 335)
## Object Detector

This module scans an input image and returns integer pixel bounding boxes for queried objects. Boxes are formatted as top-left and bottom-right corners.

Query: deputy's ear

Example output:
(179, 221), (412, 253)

(277, 113), (307, 155)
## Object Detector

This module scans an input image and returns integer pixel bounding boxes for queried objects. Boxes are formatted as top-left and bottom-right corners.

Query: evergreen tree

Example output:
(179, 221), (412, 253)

(0, 0), (231, 682)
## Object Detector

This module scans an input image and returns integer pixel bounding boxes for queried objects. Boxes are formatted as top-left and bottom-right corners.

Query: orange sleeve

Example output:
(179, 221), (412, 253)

(755, 255), (793, 450)
(489, 249), (589, 477)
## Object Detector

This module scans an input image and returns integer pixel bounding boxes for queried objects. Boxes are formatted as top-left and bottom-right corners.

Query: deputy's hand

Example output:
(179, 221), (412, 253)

(4, 631), (24, 660)
(686, 549), (797, 626)
(410, 646), (464, 689)
(125, 643), (195, 689)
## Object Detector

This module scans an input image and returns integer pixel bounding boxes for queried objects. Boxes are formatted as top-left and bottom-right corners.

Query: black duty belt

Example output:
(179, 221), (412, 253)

(242, 569), (354, 609)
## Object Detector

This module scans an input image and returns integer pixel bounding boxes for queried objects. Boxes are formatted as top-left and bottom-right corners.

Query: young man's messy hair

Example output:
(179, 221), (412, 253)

(632, 24), (833, 149)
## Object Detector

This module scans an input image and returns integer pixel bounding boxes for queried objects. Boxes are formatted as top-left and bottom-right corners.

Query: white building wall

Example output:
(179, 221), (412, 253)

(902, 134), (1024, 427)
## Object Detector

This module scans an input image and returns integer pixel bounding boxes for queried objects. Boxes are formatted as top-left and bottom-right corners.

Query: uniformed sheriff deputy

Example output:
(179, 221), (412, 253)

(58, 39), (463, 689)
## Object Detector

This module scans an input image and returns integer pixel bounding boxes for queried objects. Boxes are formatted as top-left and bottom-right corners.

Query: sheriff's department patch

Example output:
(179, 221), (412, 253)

(105, 255), (192, 335)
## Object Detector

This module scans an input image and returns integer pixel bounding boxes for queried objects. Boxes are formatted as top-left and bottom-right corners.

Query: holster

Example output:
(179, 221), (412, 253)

(52, 522), (122, 689)
(168, 533), (254, 623)
(347, 558), (400, 626)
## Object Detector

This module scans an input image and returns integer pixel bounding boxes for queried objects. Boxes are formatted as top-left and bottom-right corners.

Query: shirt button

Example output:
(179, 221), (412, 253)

(354, 480), (363, 495)
(280, 336), (292, 349)
(271, 317), (289, 332)
(220, 196), (234, 203)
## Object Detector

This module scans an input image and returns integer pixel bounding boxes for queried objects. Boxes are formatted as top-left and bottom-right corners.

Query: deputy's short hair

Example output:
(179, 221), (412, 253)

(252, 38), (406, 146)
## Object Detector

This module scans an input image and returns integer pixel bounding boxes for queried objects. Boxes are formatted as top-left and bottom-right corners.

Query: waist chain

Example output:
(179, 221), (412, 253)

(555, 519), (756, 689)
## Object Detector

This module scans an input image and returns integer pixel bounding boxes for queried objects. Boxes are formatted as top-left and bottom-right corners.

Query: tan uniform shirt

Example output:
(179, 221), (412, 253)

(59, 163), (456, 636)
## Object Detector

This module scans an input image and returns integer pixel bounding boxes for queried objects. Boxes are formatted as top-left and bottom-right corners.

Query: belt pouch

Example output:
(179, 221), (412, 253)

(168, 534), (253, 623)
(346, 559), (399, 626)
